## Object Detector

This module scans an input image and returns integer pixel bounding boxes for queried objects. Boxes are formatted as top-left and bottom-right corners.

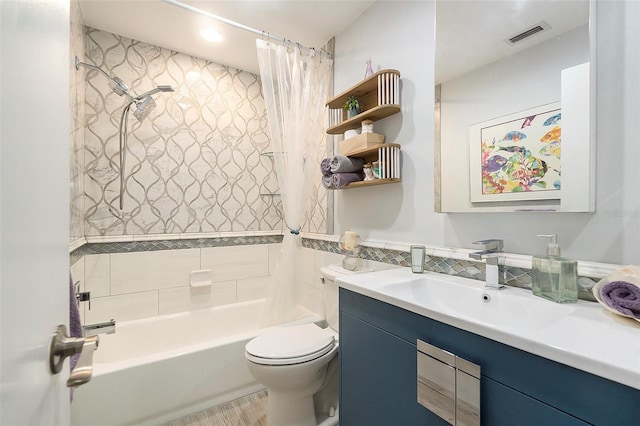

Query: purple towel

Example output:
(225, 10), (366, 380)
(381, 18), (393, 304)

(332, 171), (364, 188)
(69, 275), (83, 401)
(322, 174), (334, 189)
(600, 280), (640, 319)
(320, 158), (332, 176)
(330, 155), (364, 173)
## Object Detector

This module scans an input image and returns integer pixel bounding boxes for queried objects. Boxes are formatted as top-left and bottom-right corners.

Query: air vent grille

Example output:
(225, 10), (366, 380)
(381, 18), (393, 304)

(506, 21), (551, 45)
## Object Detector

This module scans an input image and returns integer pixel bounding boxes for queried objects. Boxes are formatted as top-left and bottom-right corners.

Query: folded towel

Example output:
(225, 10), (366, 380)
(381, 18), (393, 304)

(320, 158), (332, 176)
(332, 171), (365, 189)
(69, 275), (82, 401)
(600, 281), (640, 319)
(322, 174), (334, 189)
(330, 155), (364, 173)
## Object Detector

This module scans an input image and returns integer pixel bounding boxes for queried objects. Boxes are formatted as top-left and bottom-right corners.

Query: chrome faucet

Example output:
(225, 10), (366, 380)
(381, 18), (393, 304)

(469, 239), (505, 289)
(83, 319), (116, 337)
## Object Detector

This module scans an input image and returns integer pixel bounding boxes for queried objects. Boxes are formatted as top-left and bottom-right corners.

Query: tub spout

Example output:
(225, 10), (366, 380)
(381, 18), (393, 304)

(83, 319), (116, 336)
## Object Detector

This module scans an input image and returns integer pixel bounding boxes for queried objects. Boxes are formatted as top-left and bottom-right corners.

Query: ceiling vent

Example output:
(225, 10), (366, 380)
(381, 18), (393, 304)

(505, 21), (551, 45)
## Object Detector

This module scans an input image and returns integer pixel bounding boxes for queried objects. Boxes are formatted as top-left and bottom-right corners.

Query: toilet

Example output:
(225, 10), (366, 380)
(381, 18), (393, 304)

(245, 264), (368, 426)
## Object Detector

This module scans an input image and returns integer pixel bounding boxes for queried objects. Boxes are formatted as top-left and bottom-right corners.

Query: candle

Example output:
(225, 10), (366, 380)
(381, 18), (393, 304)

(343, 231), (358, 250)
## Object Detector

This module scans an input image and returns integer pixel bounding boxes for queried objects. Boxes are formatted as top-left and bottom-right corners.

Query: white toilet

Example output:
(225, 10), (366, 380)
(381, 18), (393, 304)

(245, 264), (364, 426)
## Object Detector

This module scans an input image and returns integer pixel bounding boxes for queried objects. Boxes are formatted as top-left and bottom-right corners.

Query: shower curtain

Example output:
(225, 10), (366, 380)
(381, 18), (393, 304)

(256, 39), (333, 326)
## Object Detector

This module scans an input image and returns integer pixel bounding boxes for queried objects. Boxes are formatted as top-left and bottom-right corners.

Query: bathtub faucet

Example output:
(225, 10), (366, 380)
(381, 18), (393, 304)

(83, 319), (116, 336)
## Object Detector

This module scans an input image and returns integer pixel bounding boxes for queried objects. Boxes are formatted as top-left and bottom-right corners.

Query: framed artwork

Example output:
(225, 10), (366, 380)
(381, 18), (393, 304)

(469, 102), (562, 203)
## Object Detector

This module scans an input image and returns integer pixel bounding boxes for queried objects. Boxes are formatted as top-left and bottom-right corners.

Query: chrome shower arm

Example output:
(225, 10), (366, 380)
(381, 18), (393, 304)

(74, 56), (111, 80)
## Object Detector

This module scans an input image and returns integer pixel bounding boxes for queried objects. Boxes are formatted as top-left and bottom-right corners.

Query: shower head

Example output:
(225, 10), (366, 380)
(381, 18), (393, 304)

(132, 96), (157, 122)
(75, 56), (130, 97)
(109, 77), (130, 97)
(131, 85), (174, 122)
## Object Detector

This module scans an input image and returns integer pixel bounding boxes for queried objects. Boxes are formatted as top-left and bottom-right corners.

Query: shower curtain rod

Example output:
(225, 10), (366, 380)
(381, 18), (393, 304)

(161, 0), (332, 58)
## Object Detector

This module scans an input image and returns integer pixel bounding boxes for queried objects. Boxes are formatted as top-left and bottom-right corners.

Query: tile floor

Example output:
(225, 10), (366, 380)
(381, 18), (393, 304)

(162, 390), (267, 426)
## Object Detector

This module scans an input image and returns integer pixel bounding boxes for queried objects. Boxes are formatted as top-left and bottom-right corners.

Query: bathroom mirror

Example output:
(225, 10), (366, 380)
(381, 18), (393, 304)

(435, 0), (595, 213)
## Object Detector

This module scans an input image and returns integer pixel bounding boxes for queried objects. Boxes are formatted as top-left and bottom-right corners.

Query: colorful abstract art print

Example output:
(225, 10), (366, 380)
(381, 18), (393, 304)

(469, 102), (562, 203)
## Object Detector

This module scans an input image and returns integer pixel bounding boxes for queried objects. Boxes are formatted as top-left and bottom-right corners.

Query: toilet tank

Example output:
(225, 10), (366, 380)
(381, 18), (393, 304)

(320, 265), (372, 332)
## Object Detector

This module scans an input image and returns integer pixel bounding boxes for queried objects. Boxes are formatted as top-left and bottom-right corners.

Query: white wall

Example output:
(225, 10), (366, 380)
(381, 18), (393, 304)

(334, 0), (640, 265)
(333, 1), (444, 246)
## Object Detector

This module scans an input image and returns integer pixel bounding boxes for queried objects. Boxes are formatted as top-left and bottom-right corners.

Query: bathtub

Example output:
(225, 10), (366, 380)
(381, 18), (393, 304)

(71, 300), (321, 426)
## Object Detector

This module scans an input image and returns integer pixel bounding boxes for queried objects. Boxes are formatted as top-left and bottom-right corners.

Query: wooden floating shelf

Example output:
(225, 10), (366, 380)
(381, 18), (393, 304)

(336, 178), (402, 190)
(326, 104), (401, 135)
(342, 143), (400, 158)
(326, 69), (401, 109)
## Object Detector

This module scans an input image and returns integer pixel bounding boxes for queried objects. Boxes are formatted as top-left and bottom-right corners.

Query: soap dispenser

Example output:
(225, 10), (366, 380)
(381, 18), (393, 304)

(532, 234), (578, 303)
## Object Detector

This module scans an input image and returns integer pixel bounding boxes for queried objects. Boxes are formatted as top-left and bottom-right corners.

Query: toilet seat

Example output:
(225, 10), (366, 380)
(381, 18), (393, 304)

(245, 323), (337, 366)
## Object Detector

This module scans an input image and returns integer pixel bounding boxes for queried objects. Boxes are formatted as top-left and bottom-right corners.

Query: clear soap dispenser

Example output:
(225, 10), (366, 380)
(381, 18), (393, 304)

(532, 234), (578, 303)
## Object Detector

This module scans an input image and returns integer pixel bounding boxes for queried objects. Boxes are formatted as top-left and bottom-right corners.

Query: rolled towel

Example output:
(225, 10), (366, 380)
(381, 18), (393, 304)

(330, 155), (364, 173)
(332, 171), (364, 189)
(600, 281), (640, 319)
(320, 158), (332, 176)
(321, 174), (334, 189)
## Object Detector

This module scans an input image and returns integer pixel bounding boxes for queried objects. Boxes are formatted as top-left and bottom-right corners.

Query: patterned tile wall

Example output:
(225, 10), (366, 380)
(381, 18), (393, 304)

(69, 0), (85, 242)
(81, 28), (328, 237)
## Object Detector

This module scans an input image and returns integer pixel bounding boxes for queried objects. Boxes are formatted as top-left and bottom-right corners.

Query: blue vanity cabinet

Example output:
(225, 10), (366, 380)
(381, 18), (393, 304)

(339, 288), (640, 426)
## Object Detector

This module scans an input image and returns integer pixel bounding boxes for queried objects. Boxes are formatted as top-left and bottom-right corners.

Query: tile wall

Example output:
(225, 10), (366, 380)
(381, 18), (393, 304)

(81, 28), (328, 237)
(70, 242), (281, 324)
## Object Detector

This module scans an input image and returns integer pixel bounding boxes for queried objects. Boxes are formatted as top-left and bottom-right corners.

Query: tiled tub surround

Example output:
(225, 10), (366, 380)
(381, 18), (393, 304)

(81, 28), (328, 237)
(70, 236), (283, 324)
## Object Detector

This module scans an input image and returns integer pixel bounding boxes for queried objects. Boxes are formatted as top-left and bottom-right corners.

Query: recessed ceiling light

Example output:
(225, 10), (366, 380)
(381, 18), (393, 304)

(200, 28), (223, 43)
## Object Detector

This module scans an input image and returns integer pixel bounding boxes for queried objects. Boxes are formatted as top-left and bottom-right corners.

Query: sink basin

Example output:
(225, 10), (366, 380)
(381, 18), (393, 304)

(376, 275), (576, 330)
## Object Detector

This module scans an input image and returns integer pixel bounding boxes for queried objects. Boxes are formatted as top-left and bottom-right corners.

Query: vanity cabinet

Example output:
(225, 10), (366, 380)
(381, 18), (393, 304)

(339, 288), (640, 425)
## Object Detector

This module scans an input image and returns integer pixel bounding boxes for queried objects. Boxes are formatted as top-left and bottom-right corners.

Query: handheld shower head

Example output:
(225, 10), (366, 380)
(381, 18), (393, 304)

(131, 85), (175, 122)
(133, 96), (157, 122)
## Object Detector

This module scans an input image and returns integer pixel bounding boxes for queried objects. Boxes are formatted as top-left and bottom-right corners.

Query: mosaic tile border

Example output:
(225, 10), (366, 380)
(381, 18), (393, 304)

(70, 235), (283, 263)
(301, 238), (598, 302)
(70, 235), (597, 302)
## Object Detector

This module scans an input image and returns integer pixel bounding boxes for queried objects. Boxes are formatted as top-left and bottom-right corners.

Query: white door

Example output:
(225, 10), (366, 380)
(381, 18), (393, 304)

(1, 0), (71, 424)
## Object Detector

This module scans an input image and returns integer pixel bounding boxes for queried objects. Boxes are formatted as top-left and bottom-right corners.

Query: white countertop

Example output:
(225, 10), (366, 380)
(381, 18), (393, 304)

(337, 267), (640, 390)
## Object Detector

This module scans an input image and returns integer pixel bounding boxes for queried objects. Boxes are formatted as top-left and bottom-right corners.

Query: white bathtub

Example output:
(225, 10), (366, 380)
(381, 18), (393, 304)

(71, 300), (321, 426)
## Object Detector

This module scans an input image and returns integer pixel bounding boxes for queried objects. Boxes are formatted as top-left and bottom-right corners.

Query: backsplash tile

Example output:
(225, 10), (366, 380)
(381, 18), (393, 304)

(302, 237), (598, 302)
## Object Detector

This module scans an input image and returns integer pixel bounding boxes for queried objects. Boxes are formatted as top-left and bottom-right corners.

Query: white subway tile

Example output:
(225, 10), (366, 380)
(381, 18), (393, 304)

(158, 281), (237, 315)
(84, 291), (158, 323)
(237, 276), (271, 302)
(201, 245), (269, 282)
(268, 243), (282, 275)
(110, 249), (200, 295)
(84, 254), (110, 297)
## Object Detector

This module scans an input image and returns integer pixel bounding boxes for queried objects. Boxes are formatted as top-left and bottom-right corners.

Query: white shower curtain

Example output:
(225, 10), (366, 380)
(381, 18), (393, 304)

(256, 39), (333, 326)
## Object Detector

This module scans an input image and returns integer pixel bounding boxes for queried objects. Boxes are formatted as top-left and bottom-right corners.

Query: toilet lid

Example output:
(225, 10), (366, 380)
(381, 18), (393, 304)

(245, 323), (335, 364)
